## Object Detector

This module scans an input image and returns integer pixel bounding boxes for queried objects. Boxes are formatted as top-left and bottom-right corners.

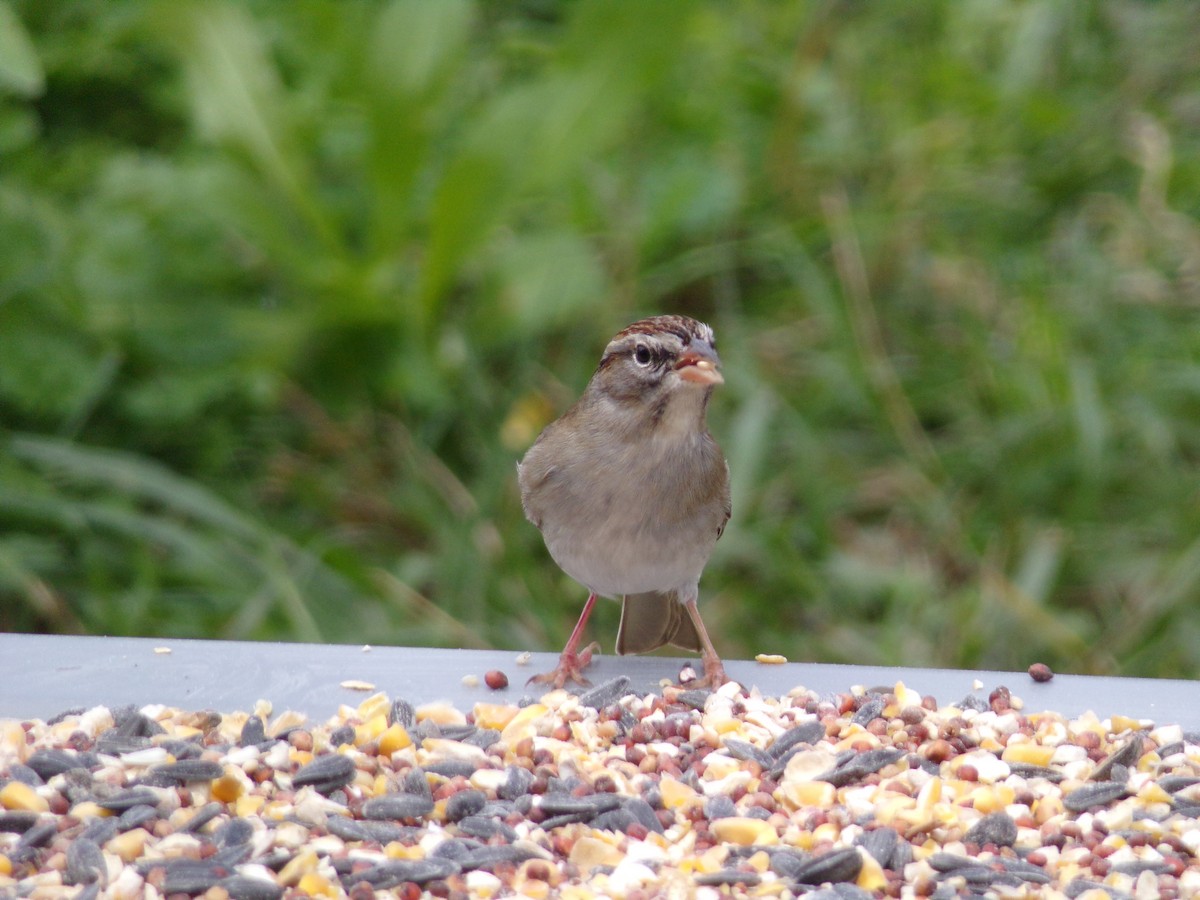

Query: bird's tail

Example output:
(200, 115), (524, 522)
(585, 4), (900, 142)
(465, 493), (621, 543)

(615, 591), (702, 655)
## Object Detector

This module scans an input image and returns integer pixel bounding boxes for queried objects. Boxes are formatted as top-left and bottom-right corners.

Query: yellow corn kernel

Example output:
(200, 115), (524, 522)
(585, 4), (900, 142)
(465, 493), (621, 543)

(356, 692), (392, 722)
(378, 723), (412, 756)
(107, 828), (150, 862)
(781, 780), (837, 810)
(297, 872), (339, 897)
(473, 702), (520, 730)
(235, 793), (266, 817)
(711, 816), (779, 846)
(658, 776), (698, 810)
(278, 850), (318, 886)
(355, 714), (389, 747)
(969, 784), (1015, 814)
(1001, 743), (1055, 767)
(857, 851), (887, 891)
(211, 772), (244, 803)
(0, 781), (47, 813)
(569, 836), (623, 874)
(501, 704), (550, 744)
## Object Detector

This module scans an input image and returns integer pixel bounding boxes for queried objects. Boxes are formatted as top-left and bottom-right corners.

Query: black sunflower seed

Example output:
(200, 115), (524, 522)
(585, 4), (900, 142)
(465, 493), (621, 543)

(578, 677), (632, 710)
(696, 869), (761, 886)
(65, 837), (106, 886)
(457, 815), (518, 842)
(1063, 781), (1131, 812)
(820, 748), (905, 787)
(964, 811), (1018, 847)
(851, 697), (886, 727)
(362, 793), (435, 820)
(179, 801), (224, 834)
(96, 787), (161, 812)
(219, 874), (285, 900)
(388, 699), (416, 730)
(538, 793), (622, 817)
(769, 721), (826, 759)
(445, 789), (486, 821)
(857, 826), (903, 869)
(1090, 733), (1145, 782)
(291, 754), (356, 793)
(723, 738), (773, 767)
(793, 847), (863, 885)
(0, 811), (40, 834)
(26, 749), (85, 780)
(239, 717), (267, 747)
(150, 759), (225, 783)
(340, 858), (460, 889)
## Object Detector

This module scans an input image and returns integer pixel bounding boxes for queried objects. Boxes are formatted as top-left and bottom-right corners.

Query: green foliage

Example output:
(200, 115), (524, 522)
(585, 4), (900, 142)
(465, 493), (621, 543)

(3, 0), (1200, 678)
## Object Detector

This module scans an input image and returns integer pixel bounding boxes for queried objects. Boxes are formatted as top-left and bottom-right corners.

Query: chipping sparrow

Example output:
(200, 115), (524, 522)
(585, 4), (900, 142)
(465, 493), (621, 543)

(518, 315), (731, 689)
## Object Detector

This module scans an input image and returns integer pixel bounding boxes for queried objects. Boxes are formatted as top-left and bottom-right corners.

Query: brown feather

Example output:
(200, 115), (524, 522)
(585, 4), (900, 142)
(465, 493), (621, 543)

(616, 591), (703, 654)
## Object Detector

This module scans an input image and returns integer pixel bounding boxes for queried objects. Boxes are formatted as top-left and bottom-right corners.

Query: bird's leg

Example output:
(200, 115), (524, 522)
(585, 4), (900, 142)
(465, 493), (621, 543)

(528, 592), (602, 688)
(682, 595), (727, 689)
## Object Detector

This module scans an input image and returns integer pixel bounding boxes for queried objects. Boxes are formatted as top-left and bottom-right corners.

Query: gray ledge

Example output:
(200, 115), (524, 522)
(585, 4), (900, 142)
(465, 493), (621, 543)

(1, 632), (1196, 730)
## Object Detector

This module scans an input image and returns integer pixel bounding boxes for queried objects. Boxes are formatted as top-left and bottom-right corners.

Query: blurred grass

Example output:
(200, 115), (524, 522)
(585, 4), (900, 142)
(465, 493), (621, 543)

(2, 0), (1199, 678)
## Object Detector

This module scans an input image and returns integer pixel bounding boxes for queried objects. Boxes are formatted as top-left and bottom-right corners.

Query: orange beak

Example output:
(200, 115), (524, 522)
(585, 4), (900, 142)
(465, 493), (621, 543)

(675, 342), (724, 386)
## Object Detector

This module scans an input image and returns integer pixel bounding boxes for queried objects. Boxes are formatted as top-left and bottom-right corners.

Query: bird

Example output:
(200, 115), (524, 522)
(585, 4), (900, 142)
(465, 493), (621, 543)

(517, 314), (731, 689)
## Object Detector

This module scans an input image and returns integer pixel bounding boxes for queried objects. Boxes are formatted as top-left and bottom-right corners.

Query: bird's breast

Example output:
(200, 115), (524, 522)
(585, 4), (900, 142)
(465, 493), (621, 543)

(530, 434), (726, 598)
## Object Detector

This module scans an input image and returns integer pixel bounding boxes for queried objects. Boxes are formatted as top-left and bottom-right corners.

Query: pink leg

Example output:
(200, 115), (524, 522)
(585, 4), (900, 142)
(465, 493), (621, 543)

(683, 596), (727, 688)
(529, 592), (602, 688)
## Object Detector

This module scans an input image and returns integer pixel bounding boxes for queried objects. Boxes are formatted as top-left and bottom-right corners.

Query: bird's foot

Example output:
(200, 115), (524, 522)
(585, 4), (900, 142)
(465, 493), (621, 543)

(527, 641), (601, 689)
(678, 654), (728, 690)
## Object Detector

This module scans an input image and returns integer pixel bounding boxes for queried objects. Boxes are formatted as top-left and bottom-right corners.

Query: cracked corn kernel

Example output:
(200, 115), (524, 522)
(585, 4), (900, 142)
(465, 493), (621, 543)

(415, 701), (467, 726)
(354, 713), (389, 746)
(473, 702), (520, 730)
(659, 776), (698, 809)
(968, 784), (1015, 814)
(712, 816), (779, 845)
(857, 850), (888, 891)
(68, 801), (109, 819)
(747, 850), (771, 872)
(377, 722), (412, 755)
(356, 691), (391, 722)
(1002, 741), (1055, 766)
(297, 871), (339, 897)
(501, 703), (550, 743)
(681, 845), (728, 874)
(0, 781), (47, 812)
(781, 779), (836, 809)
(1111, 715), (1145, 733)
(108, 828), (150, 862)
(570, 836), (623, 873)
(235, 793), (266, 817)
(278, 849), (319, 886)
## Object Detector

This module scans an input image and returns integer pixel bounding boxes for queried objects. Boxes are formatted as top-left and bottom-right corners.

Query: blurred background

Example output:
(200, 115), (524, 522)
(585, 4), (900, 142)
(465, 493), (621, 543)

(2, 1), (1199, 678)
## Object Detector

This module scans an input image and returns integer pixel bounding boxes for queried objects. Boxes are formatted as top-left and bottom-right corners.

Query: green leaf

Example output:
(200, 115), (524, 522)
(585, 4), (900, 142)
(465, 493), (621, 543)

(0, 2), (44, 97)
(370, 0), (473, 96)
(492, 230), (607, 330)
(365, 0), (473, 253)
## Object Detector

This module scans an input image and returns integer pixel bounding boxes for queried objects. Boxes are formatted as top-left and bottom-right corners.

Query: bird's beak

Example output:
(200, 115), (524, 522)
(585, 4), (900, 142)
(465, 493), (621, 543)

(675, 342), (724, 386)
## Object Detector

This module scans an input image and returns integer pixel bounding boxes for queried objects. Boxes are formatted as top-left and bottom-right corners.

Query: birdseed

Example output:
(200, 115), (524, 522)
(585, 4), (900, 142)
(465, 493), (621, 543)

(3, 677), (1200, 898)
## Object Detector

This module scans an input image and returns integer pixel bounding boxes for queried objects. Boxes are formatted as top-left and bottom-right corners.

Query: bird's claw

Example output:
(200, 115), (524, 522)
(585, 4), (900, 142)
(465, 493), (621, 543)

(527, 641), (601, 689)
(677, 655), (728, 691)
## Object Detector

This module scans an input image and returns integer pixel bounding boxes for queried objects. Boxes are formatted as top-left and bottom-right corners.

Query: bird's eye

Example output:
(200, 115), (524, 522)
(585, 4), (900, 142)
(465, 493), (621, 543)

(633, 344), (653, 366)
